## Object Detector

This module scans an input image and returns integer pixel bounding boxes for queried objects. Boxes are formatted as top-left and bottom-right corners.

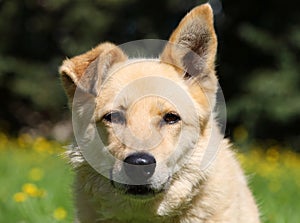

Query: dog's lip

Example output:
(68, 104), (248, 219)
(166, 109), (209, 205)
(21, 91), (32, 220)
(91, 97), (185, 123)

(110, 180), (162, 197)
(109, 169), (168, 198)
(110, 177), (163, 198)
(125, 184), (156, 196)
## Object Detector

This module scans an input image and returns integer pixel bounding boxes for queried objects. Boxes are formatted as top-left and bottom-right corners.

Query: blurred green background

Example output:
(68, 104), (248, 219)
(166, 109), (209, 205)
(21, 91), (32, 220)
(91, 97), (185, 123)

(0, 0), (300, 222)
(0, 0), (299, 148)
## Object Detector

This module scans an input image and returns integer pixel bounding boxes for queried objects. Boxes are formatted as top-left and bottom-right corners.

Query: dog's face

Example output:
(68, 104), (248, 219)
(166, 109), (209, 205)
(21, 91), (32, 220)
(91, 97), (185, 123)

(60, 4), (218, 198)
(92, 60), (211, 196)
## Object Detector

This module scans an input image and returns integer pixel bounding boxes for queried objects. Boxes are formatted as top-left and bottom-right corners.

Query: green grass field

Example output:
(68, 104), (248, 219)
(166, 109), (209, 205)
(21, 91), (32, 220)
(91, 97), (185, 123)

(0, 133), (299, 223)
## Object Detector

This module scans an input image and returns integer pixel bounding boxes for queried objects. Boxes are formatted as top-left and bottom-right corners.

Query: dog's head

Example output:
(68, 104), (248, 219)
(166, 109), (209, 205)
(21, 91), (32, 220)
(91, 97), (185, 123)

(60, 4), (218, 198)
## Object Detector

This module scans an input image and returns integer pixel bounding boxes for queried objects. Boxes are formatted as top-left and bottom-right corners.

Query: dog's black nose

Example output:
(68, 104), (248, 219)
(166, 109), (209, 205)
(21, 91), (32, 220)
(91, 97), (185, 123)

(123, 152), (156, 184)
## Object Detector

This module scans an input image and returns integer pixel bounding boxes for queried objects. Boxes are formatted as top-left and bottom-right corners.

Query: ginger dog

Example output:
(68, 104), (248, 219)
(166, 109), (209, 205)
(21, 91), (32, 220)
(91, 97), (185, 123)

(60, 3), (260, 223)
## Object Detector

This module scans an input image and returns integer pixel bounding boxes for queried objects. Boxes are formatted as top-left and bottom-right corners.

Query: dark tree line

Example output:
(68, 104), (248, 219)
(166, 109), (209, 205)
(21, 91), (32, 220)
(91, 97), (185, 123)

(0, 0), (299, 150)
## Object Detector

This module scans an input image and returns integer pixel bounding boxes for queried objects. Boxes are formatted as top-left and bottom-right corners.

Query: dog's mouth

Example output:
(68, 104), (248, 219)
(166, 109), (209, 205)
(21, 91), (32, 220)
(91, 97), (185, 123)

(110, 180), (162, 198)
(109, 169), (165, 198)
(118, 183), (156, 196)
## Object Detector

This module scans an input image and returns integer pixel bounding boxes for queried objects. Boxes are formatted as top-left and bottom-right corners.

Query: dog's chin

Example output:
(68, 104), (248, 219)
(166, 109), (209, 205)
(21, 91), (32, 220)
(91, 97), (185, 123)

(111, 181), (164, 199)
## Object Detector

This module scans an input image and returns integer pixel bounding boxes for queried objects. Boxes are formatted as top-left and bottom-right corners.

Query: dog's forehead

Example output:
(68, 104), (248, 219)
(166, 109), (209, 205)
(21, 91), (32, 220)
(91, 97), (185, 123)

(111, 59), (182, 83)
(96, 60), (186, 107)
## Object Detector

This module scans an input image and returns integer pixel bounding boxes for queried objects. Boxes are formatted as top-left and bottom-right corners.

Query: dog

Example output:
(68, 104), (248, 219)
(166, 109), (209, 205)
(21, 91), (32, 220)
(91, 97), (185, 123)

(59, 3), (260, 223)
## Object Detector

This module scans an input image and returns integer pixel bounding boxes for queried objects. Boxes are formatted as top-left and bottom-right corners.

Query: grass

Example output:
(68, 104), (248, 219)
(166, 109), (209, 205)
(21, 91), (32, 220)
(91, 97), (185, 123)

(0, 134), (74, 223)
(239, 148), (300, 223)
(0, 133), (300, 222)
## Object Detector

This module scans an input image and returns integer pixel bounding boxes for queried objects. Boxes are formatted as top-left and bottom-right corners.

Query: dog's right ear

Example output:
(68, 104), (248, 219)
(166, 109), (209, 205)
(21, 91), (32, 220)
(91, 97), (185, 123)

(59, 43), (127, 100)
(161, 4), (217, 93)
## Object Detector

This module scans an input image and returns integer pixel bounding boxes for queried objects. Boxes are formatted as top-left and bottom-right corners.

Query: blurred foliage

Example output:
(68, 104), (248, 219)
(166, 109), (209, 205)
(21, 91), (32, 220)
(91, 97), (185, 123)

(238, 147), (300, 223)
(0, 0), (299, 149)
(0, 133), (73, 222)
(227, 22), (300, 148)
(218, 0), (300, 150)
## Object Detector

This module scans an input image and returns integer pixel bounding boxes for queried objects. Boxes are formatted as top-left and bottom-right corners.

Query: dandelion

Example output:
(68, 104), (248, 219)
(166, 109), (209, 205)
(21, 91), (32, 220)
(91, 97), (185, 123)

(22, 183), (40, 197)
(13, 192), (27, 203)
(53, 207), (67, 221)
(28, 167), (44, 181)
(17, 133), (33, 148)
(33, 137), (54, 154)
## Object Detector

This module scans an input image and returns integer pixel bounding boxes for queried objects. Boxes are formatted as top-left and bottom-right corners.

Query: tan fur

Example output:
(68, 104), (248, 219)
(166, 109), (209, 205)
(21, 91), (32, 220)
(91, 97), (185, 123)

(60, 3), (260, 223)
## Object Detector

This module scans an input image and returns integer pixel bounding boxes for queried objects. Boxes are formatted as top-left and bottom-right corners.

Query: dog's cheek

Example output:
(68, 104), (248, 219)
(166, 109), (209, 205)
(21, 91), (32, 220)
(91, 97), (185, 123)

(96, 123), (110, 146)
(150, 163), (171, 190)
(96, 123), (124, 161)
(164, 124), (199, 173)
(106, 135), (126, 161)
(152, 133), (178, 165)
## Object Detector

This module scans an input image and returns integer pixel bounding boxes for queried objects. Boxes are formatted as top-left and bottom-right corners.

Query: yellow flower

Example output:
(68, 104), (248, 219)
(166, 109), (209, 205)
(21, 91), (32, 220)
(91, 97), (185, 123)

(22, 183), (40, 197)
(17, 133), (33, 148)
(13, 192), (28, 203)
(53, 207), (67, 221)
(33, 137), (54, 154)
(28, 168), (44, 181)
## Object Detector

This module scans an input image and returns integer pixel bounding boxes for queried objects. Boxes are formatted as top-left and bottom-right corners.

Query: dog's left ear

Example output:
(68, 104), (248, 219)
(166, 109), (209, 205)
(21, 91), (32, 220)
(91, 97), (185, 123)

(161, 3), (217, 92)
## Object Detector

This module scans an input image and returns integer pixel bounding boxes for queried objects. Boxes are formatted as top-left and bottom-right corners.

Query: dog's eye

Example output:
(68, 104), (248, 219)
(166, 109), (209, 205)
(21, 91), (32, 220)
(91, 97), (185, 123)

(183, 71), (191, 79)
(163, 112), (181, 124)
(102, 111), (125, 125)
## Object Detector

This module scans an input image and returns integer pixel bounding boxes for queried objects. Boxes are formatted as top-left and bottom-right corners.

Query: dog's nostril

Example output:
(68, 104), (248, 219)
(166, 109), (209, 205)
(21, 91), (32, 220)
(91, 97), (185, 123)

(123, 153), (156, 184)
